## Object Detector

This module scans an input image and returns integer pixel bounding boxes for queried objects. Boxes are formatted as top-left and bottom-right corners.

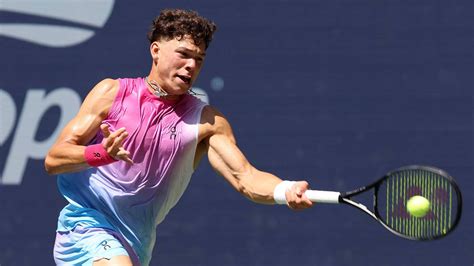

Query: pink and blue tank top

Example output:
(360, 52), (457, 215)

(56, 77), (207, 265)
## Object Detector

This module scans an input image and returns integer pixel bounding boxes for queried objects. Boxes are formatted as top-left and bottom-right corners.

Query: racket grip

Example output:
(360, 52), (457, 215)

(304, 190), (341, 204)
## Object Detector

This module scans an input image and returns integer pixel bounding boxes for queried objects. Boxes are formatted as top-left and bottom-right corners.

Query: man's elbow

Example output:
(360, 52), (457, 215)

(44, 155), (59, 175)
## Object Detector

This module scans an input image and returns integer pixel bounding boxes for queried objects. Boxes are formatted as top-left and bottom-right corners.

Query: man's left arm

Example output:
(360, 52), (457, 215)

(202, 107), (313, 210)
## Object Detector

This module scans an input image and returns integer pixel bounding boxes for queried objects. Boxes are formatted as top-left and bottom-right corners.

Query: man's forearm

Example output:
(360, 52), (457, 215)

(238, 168), (282, 204)
(44, 143), (89, 175)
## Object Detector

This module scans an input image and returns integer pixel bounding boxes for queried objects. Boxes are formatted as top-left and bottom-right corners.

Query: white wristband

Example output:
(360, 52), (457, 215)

(273, 180), (296, 205)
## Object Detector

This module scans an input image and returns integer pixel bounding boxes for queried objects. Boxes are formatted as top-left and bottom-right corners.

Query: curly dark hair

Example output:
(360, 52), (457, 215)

(147, 9), (217, 49)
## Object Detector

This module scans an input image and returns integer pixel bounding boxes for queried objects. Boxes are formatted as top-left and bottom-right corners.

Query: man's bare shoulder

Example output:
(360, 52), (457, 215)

(198, 105), (234, 141)
(201, 104), (220, 118)
(88, 78), (120, 98)
(200, 105), (228, 126)
(79, 78), (120, 117)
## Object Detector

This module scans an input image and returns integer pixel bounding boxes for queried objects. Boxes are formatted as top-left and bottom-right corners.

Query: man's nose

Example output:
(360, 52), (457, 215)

(185, 58), (196, 71)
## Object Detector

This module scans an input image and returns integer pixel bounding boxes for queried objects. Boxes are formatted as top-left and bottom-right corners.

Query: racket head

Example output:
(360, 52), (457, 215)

(374, 165), (462, 240)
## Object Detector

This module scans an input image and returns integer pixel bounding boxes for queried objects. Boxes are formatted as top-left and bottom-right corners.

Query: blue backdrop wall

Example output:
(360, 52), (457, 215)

(0, 1), (472, 265)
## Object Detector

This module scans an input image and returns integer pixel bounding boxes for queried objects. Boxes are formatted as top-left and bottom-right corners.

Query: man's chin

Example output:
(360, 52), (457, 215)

(167, 89), (190, 96)
(176, 85), (192, 94)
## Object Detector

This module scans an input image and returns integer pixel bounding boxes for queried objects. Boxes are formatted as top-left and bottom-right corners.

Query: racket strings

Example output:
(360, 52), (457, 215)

(377, 169), (460, 240)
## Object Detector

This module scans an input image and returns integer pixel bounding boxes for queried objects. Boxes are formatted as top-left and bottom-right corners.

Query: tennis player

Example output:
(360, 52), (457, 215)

(45, 9), (313, 266)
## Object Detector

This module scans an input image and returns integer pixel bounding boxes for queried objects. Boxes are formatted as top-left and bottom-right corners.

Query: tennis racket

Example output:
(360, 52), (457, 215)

(304, 165), (462, 241)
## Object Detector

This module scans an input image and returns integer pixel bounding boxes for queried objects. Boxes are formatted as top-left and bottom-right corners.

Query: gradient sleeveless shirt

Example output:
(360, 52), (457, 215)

(56, 77), (207, 265)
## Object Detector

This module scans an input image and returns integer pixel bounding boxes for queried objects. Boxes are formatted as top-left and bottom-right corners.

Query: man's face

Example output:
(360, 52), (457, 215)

(153, 36), (206, 95)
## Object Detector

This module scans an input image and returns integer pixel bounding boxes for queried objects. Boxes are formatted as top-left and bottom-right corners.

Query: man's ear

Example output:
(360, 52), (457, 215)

(150, 41), (160, 61)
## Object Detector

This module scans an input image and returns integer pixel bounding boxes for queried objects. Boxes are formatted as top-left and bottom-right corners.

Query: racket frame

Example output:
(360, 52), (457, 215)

(306, 165), (463, 241)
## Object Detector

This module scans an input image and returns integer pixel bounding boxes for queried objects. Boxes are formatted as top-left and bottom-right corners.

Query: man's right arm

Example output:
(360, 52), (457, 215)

(44, 78), (131, 175)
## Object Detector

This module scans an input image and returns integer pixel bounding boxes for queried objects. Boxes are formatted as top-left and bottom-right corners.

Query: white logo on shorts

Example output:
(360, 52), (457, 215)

(0, 0), (115, 47)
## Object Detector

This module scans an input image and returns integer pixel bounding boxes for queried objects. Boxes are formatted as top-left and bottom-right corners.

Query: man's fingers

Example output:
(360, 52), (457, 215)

(286, 181), (313, 210)
(107, 132), (129, 156)
(100, 124), (111, 137)
(301, 193), (313, 205)
(300, 195), (314, 208)
(123, 156), (134, 164)
(295, 187), (303, 197)
(116, 147), (130, 157)
(102, 127), (128, 150)
(98, 126), (132, 163)
(109, 127), (126, 139)
(116, 148), (134, 164)
(118, 155), (134, 164)
(112, 131), (129, 148)
(288, 198), (313, 210)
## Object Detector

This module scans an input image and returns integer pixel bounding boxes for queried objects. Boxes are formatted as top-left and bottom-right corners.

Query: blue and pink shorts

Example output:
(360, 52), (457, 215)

(54, 225), (139, 265)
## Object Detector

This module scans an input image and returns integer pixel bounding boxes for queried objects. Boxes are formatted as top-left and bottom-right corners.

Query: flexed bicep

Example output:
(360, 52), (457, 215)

(44, 79), (121, 174)
(207, 132), (252, 188)
(201, 106), (285, 204)
(203, 108), (253, 191)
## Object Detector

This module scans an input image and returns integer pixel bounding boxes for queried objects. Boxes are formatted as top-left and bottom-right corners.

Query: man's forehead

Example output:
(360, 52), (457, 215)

(161, 37), (206, 55)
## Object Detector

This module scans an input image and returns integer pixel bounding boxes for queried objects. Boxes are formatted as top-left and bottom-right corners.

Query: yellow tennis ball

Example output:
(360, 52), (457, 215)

(407, 195), (430, 218)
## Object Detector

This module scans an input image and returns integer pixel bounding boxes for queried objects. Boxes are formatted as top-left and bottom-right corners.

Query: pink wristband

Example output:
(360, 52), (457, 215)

(84, 144), (117, 167)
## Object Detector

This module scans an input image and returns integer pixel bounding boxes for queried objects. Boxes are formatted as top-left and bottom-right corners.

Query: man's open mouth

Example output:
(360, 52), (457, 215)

(177, 75), (191, 84)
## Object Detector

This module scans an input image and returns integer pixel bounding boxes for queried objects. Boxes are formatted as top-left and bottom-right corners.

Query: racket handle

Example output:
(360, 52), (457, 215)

(305, 190), (341, 204)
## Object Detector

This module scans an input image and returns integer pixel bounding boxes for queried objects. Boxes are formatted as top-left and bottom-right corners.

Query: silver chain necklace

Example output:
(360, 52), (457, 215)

(145, 76), (169, 97)
(145, 76), (205, 97)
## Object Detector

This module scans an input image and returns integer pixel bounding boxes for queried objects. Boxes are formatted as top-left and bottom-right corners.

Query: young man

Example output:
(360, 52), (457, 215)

(45, 9), (313, 266)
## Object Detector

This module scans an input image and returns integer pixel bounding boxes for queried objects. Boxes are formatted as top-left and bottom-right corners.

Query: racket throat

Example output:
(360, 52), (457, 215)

(342, 198), (378, 220)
